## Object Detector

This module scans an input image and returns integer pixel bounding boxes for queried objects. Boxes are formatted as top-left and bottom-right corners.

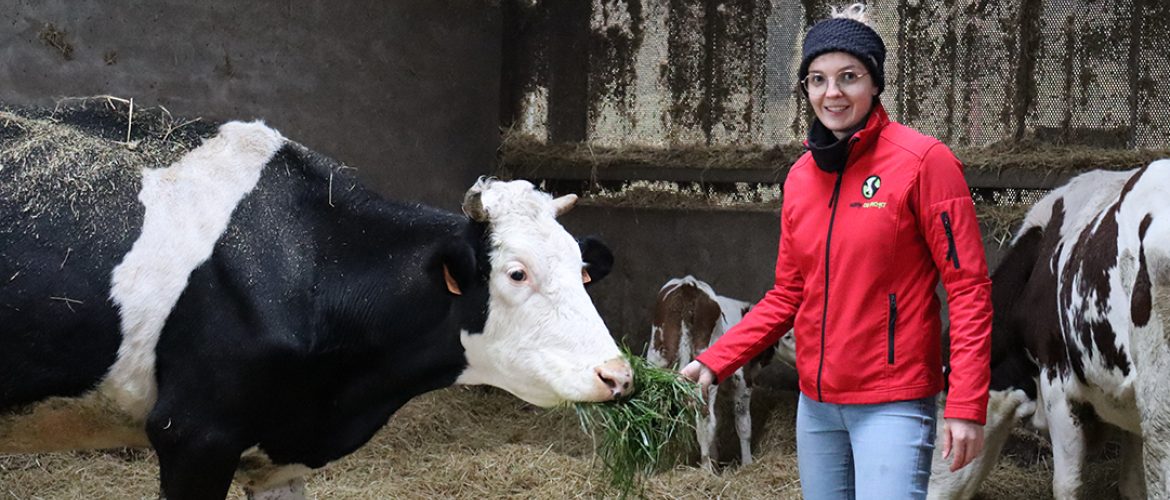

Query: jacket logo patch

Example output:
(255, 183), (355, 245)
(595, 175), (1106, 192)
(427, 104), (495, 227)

(862, 175), (881, 199)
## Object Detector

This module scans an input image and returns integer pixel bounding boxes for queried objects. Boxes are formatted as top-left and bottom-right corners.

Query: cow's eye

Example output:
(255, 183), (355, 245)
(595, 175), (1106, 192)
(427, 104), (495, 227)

(508, 269), (527, 282)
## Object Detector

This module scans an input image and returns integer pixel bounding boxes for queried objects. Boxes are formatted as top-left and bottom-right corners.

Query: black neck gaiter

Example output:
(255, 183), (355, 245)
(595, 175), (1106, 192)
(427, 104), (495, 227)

(807, 118), (865, 174)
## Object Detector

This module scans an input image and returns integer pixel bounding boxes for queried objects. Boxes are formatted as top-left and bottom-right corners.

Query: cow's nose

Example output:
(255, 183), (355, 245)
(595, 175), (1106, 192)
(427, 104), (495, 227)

(596, 358), (634, 398)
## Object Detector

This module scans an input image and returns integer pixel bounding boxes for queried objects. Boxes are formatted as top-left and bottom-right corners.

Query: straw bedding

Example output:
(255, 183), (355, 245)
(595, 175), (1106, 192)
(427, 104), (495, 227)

(0, 381), (1120, 499)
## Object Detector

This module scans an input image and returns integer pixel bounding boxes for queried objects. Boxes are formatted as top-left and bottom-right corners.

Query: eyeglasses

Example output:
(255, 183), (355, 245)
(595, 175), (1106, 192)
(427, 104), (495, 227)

(801, 70), (869, 94)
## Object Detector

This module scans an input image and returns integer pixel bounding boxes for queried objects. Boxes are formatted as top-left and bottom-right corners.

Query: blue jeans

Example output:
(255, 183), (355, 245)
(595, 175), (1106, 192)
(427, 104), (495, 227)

(796, 393), (937, 500)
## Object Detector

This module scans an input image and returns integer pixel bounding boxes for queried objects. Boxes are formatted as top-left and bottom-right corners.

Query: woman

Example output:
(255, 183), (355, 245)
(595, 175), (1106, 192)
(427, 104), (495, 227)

(681, 4), (991, 499)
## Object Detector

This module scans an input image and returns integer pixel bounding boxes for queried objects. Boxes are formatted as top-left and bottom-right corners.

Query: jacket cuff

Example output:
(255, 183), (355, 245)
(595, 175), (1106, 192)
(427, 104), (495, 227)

(942, 404), (987, 426)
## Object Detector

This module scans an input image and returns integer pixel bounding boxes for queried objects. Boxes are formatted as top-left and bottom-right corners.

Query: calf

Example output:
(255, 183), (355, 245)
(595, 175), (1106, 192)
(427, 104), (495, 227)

(928, 163), (1170, 499)
(649, 276), (790, 469)
(0, 102), (632, 500)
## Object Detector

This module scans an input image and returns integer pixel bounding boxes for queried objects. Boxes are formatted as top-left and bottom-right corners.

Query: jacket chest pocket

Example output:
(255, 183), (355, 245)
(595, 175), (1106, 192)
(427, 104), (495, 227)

(887, 293), (897, 365)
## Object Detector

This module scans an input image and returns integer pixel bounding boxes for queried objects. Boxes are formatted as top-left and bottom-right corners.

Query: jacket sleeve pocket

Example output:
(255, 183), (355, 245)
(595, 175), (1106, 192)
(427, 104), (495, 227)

(941, 211), (961, 269)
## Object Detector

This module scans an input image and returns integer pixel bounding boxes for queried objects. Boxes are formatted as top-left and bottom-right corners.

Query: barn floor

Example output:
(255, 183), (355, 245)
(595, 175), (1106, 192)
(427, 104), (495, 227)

(0, 383), (1121, 499)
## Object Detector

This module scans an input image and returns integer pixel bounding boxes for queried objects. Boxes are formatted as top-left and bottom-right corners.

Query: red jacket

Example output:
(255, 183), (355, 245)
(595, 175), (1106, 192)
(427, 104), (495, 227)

(695, 103), (992, 424)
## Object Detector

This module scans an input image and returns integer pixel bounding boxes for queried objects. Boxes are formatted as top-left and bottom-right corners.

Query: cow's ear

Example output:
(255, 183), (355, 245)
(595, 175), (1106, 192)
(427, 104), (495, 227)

(579, 236), (613, 286)
(443, 266), (462, 295)
(438, 240), (479, 296)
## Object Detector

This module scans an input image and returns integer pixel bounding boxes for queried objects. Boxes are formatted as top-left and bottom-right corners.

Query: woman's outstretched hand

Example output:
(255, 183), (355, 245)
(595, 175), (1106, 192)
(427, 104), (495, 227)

(680, 360), (716, 403)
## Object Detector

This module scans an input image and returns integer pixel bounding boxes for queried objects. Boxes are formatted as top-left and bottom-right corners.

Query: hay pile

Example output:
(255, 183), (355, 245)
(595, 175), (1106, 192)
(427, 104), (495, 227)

(0, 382), (1122, 499)
(976, 203), (1033, 247)
(573, 353), (703, 498)
(1, 99), (215, 206)
(0, 98), (216, 241)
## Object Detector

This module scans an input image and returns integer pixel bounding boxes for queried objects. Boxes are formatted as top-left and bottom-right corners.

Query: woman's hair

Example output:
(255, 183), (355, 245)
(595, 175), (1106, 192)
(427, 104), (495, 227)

(830, 3), (870, 25)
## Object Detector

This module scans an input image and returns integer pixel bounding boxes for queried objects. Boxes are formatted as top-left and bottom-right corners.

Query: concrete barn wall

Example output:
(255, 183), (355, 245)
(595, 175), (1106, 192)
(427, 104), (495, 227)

(561, 207), (782, 351)
(562, 206), (1010, 355)
(0, 0), (500, 211)
(1, 0), (1011, 355)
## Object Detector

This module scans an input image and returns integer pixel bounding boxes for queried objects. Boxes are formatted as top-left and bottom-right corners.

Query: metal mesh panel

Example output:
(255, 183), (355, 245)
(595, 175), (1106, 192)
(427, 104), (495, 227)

(971, 187), (1050, 206)
(504, 0), (1170, 150)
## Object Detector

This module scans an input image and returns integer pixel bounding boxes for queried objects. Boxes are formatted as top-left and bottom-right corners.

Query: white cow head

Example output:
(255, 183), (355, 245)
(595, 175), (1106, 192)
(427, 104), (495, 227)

(452, 179), (632, 407)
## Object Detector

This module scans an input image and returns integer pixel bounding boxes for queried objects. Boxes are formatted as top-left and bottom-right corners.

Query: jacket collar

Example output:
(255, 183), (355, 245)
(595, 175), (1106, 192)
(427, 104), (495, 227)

(804, 99), (890, 174)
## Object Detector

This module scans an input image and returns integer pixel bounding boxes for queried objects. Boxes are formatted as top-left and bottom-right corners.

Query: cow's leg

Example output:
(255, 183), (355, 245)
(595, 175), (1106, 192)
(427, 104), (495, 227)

(1134, 355), (1170, 499)
(697, 383), (718, 471)
(927, 389), (1037, 500)
(154, 440), (242, 500)
(1042, 385), (1086, 500)
(1130, 278), (1170, 498)
(730, 369), (753, 466)
(1134, 347), (1170, 497)
(1118, 430), (1146, 500)
(236, 449), (314, 500)
(246, 479), (307, 500)
(148, 413), (243, 500)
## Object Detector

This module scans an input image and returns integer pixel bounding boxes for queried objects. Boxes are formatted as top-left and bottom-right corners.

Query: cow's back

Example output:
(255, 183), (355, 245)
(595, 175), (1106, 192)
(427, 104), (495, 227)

(0, 104), (216, 412)
(148, 141), (470, 461)
(649, 277), (723, 368)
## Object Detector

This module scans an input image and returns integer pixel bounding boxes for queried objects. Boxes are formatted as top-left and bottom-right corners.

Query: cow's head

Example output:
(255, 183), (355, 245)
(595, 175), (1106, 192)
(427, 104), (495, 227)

(445, 179), (631, 407)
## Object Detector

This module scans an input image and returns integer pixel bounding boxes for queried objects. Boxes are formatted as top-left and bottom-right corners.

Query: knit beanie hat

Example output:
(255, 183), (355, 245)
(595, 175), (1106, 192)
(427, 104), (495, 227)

(798, 17), (886, 96)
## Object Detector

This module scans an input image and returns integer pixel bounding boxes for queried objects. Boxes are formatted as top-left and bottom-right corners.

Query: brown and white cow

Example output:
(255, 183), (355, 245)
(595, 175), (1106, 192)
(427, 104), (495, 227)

(928, 162), (1170, 499)
(649, 276), (793, 470)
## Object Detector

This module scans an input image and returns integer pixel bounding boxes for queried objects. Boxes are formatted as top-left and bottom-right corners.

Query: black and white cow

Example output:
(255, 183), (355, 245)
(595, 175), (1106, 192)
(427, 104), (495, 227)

(928, 162), (1170, 499)
(0, 105), (632, 500)
(649, 276), (794, 470)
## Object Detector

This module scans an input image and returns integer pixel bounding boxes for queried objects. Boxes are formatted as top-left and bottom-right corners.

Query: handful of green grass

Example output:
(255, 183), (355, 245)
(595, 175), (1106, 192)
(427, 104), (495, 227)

(572, 350), (703, 498)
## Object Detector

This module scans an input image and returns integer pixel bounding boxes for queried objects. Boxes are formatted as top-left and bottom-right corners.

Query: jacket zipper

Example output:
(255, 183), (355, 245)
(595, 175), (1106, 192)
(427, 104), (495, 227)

(941, 212), (961, 269)
(887, 293), (897, 365)
(816, 136), (857, 402)
(817, 169), (845, 402)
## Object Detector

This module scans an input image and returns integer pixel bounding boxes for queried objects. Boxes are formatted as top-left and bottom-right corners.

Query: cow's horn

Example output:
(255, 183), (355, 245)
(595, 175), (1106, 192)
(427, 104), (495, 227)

(462, 189), (489, 222)
(552, 194), (578, 217)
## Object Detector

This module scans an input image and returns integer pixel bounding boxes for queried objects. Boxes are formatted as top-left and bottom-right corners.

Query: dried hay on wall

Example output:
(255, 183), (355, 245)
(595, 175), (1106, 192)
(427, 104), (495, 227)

(499, 131), (806, 174)
(977, 204), (1033, 247)
(579, 180), (783, 212)
(954, 139), (1170, 174)
(498, 130), (1166, 224)
(499, 129), (1170, 185)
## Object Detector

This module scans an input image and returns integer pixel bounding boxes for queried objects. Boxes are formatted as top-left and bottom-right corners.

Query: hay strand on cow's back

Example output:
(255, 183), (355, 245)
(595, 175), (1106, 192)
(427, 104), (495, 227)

(0, 98), (217, 228)
(571, 350), (703, 499)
